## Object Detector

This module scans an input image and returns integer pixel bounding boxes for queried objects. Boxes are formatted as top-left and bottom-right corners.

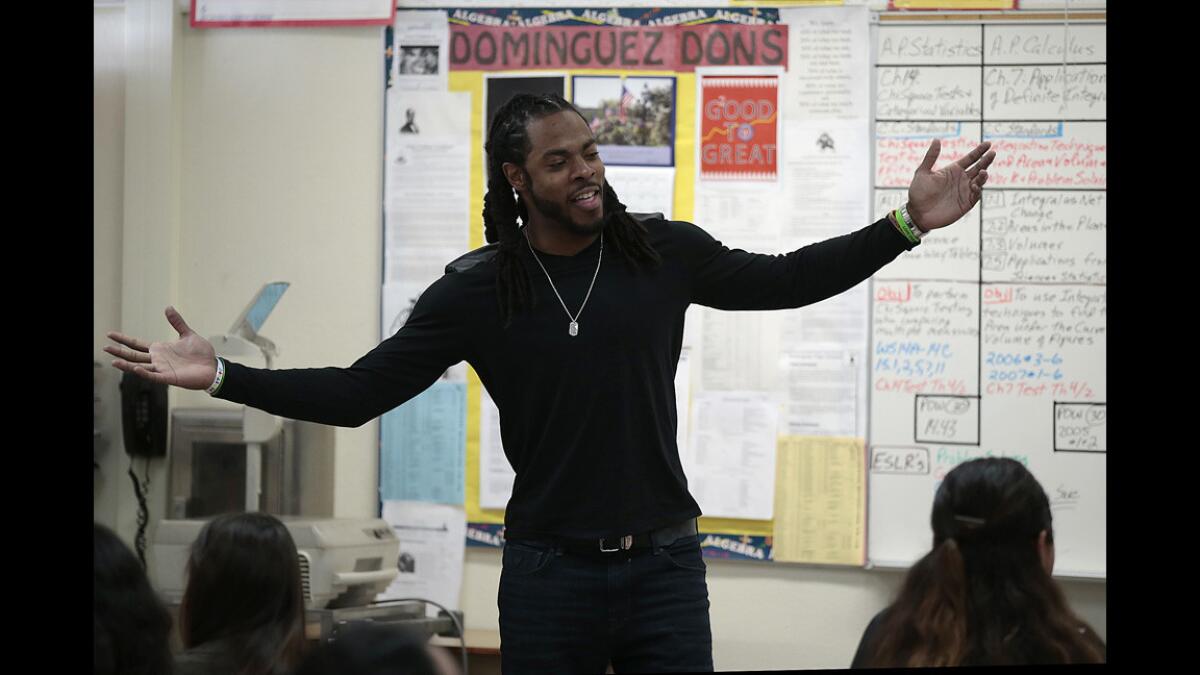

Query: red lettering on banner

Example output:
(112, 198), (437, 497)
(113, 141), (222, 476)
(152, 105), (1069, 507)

(448, 24), (788, 72)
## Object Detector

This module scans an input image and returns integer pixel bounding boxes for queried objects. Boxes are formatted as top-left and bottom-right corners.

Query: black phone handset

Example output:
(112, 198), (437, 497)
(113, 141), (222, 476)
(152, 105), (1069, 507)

(119, 372), (168, 569)
(119, 372), (167, 457)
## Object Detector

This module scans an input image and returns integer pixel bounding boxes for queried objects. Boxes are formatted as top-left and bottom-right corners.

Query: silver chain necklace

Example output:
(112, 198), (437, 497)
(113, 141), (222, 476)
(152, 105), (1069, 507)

(524, 229), (603, 337)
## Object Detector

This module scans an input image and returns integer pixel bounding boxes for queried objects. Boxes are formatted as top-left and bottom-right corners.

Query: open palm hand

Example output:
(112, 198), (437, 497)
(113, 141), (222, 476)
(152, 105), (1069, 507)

(105, 307), (217, 390)
(907, 139), (996, 231)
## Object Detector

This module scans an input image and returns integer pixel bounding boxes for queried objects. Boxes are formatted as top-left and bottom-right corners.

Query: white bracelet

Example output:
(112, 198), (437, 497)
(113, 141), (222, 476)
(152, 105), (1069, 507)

(206, 357), (226, 395)
(900, 203), (928, 239)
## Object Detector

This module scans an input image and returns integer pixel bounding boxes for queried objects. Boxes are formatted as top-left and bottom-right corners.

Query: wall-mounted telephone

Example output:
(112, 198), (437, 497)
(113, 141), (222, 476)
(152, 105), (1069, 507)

(120, 372), (167, 457)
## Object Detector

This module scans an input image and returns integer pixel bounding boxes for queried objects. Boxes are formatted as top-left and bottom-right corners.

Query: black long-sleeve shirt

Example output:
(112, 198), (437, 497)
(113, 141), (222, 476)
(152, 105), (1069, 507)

(216, 214), (915, 540)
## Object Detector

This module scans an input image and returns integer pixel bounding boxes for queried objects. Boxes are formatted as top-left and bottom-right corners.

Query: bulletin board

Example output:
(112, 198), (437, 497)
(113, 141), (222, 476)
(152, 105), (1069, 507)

(376, 3), (1107, 578)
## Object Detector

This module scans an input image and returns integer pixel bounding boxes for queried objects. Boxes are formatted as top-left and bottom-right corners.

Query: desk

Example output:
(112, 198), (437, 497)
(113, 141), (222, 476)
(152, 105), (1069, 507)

(302, 601), (457, 642)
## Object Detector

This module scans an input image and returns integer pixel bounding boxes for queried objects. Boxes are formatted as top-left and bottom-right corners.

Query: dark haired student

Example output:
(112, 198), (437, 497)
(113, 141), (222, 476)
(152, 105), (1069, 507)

(175, 512), (308, 675)
(94, 523), (175, 675)
(107, 93), (995, 673)
(850, 458), (1106, 667)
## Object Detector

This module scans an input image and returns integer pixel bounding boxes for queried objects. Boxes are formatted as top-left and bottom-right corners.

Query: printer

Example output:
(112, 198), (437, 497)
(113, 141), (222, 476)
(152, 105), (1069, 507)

(152, 516), (461, 642)
(153, 517), (399, 609)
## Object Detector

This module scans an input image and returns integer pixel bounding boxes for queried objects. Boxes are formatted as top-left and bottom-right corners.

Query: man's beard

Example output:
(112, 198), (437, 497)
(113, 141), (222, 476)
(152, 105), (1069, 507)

(525, 181), (605, 236)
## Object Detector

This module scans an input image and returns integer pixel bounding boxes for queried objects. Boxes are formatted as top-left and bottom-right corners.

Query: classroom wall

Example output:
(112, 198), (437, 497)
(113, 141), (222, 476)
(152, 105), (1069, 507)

(95, 3), (1106, 669)
(94, 1), (383, 575)
(175, 23), (384, 521)
(94, 4), (126, 528)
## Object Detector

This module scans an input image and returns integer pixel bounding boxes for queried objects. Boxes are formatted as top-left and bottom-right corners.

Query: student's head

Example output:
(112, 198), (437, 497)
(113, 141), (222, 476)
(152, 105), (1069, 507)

(94, 522), (174, 675)
(864, 458), (1104, 666)
(179, 512), (306, 675)
(931, 456), (1055, 576)
(482, 92), (661, 324)
(295, 623), (455, 675)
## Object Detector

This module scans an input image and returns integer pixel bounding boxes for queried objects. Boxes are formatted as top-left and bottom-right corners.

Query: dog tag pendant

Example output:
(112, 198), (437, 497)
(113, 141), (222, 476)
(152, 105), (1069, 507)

(569, 321), (579, 336)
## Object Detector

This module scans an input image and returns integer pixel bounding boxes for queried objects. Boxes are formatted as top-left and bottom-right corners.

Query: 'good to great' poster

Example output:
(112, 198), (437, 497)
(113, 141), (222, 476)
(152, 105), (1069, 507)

(699, 76), (779, 181)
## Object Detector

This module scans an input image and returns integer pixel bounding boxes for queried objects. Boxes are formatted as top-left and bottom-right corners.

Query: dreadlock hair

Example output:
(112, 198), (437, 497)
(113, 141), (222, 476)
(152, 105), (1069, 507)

(483, 92), (661, 326)
(860, 458), (1105, 667)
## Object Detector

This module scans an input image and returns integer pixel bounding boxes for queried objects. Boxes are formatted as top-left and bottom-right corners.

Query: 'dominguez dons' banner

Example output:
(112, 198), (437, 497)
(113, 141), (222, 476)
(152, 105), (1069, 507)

(447, 6), (788, 72)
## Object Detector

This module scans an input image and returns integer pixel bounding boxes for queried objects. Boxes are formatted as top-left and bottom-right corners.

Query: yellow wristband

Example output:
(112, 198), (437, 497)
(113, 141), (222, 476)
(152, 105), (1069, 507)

(893, 208), (921, 244)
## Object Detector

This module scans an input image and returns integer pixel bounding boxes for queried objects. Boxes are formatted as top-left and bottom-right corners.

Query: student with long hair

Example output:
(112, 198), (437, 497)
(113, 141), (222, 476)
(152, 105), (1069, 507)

(176, 512), (307, 675)
(851, 457), (1105, 667)
(94, 522), (175, 675)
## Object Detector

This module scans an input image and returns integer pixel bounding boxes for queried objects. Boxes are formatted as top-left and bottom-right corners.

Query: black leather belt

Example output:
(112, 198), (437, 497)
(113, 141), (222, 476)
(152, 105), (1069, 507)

(522, 519), (698, 556)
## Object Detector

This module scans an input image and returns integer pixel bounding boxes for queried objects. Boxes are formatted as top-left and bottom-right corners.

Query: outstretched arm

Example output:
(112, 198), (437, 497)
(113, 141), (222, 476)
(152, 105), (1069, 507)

(105, 277), (469, 427)
(686, 139), (998, 311)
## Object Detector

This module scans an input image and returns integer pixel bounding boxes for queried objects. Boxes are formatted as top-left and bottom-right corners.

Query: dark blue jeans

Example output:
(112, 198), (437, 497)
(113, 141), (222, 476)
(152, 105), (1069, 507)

(498, 534), (714, 674)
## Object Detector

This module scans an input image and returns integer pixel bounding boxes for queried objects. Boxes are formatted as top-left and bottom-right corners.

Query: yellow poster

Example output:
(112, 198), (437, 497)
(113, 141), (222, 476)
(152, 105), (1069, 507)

(772, 435), (866, 565)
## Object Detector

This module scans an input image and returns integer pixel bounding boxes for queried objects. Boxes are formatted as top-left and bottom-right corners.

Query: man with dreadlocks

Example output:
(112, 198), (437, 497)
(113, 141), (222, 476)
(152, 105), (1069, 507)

(107, 93), (995, 673)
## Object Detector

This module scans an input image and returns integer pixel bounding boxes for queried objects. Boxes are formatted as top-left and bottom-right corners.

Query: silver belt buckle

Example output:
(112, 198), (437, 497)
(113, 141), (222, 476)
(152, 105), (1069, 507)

(600, 534), (633, 552)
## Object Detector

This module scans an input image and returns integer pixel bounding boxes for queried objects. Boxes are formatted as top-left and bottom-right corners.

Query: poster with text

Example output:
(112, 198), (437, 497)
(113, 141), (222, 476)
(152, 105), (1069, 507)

(699, 76), (779, 181)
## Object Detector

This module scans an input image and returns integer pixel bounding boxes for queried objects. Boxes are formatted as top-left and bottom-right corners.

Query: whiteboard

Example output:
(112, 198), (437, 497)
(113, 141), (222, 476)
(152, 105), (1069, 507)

(867, 17), (1106, 579)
